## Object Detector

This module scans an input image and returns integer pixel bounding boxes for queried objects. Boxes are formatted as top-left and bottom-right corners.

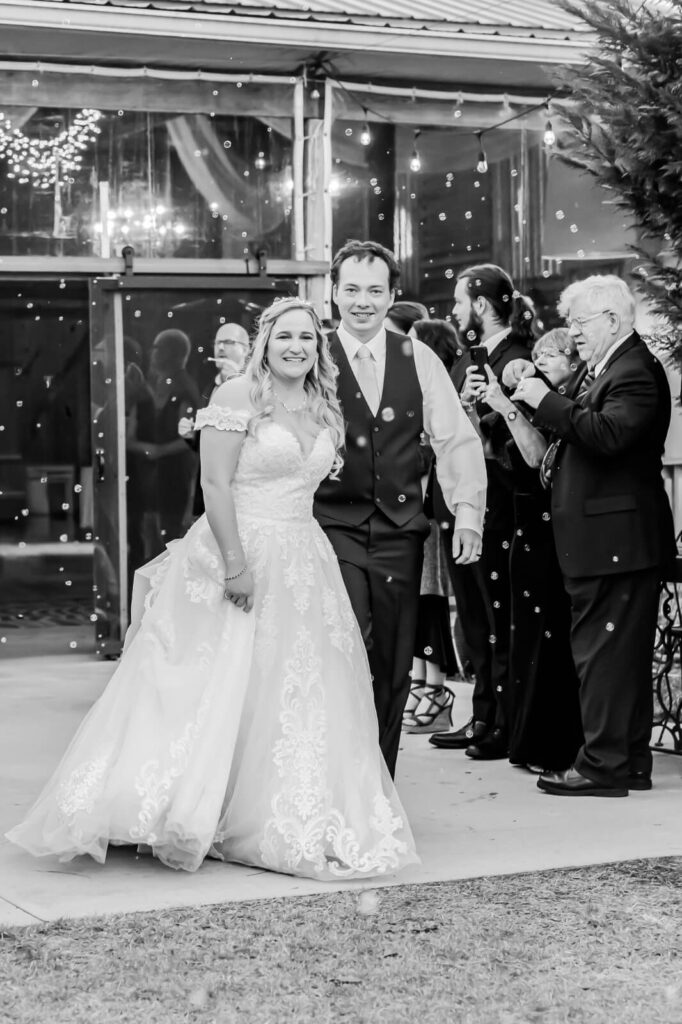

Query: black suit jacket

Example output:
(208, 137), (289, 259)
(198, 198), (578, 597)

(533, 331), (676, 579)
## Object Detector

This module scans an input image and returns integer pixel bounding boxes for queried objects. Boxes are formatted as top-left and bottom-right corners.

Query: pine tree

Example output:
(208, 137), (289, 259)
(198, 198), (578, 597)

(554, 0), (682, 361)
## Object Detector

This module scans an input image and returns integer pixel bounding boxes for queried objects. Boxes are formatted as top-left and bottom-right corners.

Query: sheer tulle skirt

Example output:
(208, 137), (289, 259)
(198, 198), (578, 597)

(7, 513), (419, 879)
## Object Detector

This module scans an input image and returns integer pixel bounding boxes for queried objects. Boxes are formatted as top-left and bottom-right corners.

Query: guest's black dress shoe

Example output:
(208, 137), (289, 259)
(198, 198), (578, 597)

(429, 718), (488, 749)
(465, 728), (509, 760)
(628, 771), (652, 791)
(537, 767), (628, 797)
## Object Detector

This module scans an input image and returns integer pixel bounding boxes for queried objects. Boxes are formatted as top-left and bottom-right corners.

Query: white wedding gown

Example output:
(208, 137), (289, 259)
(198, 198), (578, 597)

(7, 404), (419, 878)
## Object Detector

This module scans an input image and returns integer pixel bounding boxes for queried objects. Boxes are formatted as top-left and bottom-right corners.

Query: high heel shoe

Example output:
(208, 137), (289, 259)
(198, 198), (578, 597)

(404, 685), (454, 734)
(402, 680), (426, 729)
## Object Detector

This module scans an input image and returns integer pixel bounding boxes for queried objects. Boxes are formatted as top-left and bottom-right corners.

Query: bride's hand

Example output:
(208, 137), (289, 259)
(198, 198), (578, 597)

(223, 569), (255, 613)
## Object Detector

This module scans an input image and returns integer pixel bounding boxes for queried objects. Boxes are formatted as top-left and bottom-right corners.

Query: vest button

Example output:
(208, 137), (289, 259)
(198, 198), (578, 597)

(375, 450), (381, 457)
(398, 494), (406, 503)
(373, 426), (380, 433)
(376, 474), (381, 480)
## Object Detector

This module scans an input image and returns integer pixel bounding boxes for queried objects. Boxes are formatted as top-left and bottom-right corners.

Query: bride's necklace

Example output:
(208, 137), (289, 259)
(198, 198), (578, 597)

(275, 393), (307, 414)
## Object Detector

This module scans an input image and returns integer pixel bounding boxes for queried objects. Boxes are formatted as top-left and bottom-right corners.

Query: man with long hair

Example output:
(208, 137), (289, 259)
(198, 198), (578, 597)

(430, 264), (536, 760)
(314, 240), (486, 777)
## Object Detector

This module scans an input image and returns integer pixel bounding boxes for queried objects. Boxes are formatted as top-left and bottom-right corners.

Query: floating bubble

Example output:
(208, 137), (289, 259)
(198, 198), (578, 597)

(345, 128), (353, 136)
(59, 534), (68, 543)
(464, 211), (472, 219)
(605, 622), (615, 632)
(357, 890), (380, 916)
(69, 641), (78, 649)
(445, 268), (454, 279)
(570, 224), (578, 233)
(381, 407), (396, 423)
(555, 210), (565, 220)
(438, 212), (447, 221)
(466, 330), (476, 342)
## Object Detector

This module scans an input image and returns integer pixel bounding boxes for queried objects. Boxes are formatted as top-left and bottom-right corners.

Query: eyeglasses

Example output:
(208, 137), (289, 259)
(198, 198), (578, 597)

(534, 348), (566, 359)
(566, 310), (612, 332)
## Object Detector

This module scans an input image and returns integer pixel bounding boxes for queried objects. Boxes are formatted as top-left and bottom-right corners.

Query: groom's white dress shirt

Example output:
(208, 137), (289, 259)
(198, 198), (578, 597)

(336, 323), (486, 535)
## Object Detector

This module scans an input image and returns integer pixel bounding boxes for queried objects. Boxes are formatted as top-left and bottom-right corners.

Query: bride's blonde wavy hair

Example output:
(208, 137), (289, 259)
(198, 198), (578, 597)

(245, 297), (345, 477)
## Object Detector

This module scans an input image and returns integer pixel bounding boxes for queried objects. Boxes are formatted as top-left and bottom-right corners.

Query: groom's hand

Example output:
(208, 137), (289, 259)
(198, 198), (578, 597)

(452, 528), (482, 564)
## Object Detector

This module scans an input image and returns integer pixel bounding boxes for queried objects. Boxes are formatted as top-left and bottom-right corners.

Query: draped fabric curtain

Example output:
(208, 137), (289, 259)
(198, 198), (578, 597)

(167, 114), (291, 238)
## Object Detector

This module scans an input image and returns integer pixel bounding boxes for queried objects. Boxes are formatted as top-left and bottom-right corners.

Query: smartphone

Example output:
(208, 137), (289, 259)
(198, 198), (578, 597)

(469, 345), (489, 374)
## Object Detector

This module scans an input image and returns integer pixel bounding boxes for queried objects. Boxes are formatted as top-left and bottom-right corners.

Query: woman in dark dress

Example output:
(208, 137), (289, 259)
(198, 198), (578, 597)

(402, 319), (460, 733)
(481, 329), (584, 772)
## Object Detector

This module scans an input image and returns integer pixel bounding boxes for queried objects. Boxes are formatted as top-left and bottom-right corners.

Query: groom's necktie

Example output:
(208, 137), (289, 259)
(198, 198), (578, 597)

(540, 370), (595, 489)
(355, 344), (381, 417)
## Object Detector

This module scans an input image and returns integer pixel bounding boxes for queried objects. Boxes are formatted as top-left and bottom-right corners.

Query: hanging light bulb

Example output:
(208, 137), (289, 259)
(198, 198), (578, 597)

(254, 151), (267, 171)
(475, 132), (488, 174)
(310, 87), (321, 100)
(543, 119), (556, 147)
(409, 129), (422, 173)
(360, 109), (371, 147)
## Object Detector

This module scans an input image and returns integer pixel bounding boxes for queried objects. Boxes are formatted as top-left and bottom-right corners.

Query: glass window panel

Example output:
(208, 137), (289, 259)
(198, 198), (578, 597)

(331, 114), (633, 330)
(0, 279), (94, 654)
(0, 107), (294, 259)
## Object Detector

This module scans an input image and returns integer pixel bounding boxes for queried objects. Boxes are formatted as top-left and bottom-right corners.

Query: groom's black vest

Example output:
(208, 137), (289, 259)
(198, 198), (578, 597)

(314, 332), (424, 528)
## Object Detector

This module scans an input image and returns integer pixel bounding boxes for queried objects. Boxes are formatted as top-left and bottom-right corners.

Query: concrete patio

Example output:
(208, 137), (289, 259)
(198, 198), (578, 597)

(1, 646), (681, 928)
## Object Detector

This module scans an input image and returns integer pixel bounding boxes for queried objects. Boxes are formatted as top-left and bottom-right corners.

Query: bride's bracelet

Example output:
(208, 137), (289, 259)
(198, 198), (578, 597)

(224, 565), (247, 582)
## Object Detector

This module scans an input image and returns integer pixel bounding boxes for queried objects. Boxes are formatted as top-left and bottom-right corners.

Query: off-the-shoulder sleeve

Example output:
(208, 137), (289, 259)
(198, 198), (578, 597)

(195, 405), (251, 432)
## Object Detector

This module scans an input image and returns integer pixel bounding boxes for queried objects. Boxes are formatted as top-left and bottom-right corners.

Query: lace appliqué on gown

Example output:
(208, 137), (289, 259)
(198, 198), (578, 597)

(130, 697), (210, 844)
(195, 405), (251, 432)
(259, 627), (409, 878)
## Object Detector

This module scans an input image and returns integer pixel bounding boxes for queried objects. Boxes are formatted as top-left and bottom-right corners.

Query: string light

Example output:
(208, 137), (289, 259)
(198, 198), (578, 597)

(543, 102), (556, 147)
(409, 130), (422, 173)
(0, 108), (102, 189)
(475, 131), (488, 174)
(360, 109), (371, 147)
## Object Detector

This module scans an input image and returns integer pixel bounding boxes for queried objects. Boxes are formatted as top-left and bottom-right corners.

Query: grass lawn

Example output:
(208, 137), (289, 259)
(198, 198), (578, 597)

(3, 858), (682, 1024)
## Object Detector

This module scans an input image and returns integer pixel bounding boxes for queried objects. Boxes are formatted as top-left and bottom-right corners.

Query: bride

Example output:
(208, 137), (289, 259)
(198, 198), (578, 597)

(7, 297), (419, 879)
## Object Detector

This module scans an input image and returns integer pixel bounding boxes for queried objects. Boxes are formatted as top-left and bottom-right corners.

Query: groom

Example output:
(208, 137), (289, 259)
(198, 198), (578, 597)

(314, 239), (487, 777)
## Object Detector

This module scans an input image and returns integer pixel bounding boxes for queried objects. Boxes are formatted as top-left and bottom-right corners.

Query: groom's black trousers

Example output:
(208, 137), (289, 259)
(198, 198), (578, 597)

(322, 511), (428, 778)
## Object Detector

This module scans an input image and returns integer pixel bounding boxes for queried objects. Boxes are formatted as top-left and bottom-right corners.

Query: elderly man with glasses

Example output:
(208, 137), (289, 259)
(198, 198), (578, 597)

(511, 275), (676, 797)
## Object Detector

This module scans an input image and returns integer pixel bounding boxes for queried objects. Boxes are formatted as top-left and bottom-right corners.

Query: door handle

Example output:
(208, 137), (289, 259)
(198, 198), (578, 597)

(95, 448), (106, 482)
